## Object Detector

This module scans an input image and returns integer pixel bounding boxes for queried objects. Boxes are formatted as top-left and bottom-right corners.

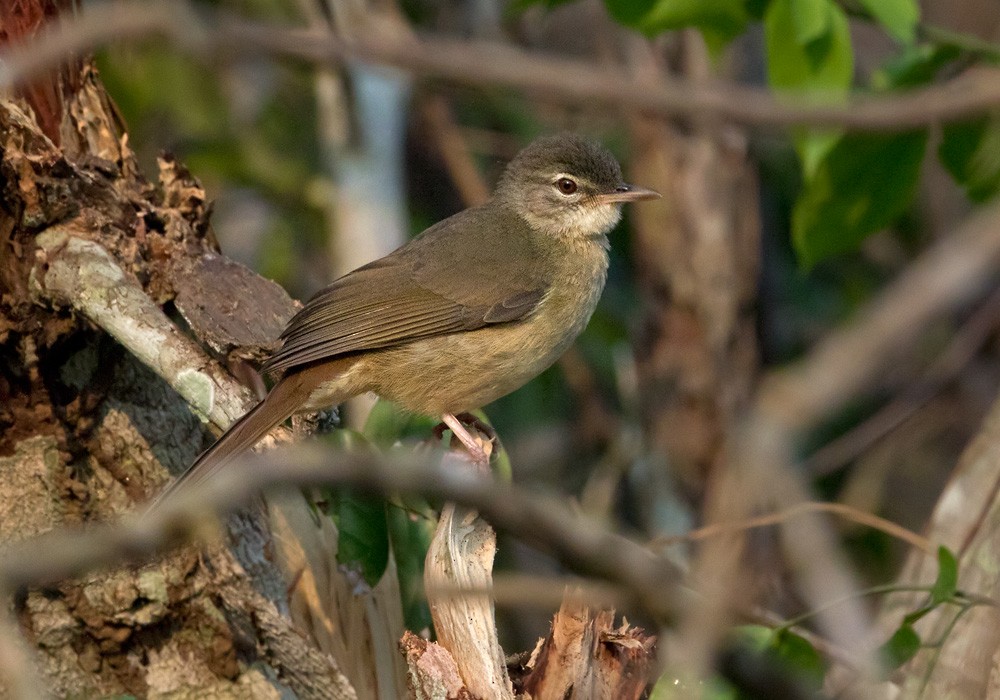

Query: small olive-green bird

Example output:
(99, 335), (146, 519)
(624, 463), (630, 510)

(153, 132), (658, 505)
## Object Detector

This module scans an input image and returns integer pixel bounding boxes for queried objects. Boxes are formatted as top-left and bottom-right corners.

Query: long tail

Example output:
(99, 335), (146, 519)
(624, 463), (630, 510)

(145, 374), (307, 515)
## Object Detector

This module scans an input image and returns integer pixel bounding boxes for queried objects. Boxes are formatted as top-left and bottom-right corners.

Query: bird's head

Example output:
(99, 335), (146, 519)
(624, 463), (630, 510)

(496, 132), (660, 240)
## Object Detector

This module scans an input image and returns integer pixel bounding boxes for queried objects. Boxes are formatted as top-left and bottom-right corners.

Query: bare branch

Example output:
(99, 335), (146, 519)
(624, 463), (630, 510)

(805, 285), (1000, 476)
(3, 0), (1000, 131)
(31, 225), (255, 430)
(680, 188), (1000, 682)
(759, 200), (1000, 434)
(0, 445), (685, 622)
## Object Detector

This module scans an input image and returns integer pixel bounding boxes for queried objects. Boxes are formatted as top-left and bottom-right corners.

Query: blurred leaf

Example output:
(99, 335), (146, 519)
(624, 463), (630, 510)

(603, 0), (658, 26)
(510, 0), (576, 11)
(332, 490), (390, 588)
(903, 604), (934, 626)
(323, 430), (389, 588)
(766, 0), (852, 180)
(387, 502), (436, 634)
(930, 546), (959, 604)
(605, 0), (748, 45)
(879, 624), (921, 670)
(856, 0), (919, 44)
(792, 131), (927, 267)
(765, 0), (853, 94)
(770, 630), (825, 689)
(363, 398), (440, 444)
(649, 671), (736, 699)
(940, 116), (1000, 202)
(872, 42), (963, 90)
(790, 0), (831, 46)
(733, 624), (774, 651)
(325, 426), (372, 451)
(745, 0), (768, 20)
(795, 129), (842, 181)
(727, 626), (824, 693)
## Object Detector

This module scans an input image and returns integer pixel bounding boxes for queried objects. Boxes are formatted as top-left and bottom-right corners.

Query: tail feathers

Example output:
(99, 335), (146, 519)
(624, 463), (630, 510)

(145, 377), (304, 514)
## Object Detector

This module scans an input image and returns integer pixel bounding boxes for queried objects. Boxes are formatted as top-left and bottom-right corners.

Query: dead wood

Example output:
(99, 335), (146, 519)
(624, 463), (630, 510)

(518, 597), (655, 700)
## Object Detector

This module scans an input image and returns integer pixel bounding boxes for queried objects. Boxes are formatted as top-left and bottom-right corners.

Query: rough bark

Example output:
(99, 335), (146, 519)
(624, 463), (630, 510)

(0, 8), (357, 696)
(630, 36), (760, 504)
(627, 79), (761, 504)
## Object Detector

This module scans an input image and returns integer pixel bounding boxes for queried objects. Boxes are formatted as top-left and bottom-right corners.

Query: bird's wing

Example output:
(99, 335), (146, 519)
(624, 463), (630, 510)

(261, 206), (552, 374)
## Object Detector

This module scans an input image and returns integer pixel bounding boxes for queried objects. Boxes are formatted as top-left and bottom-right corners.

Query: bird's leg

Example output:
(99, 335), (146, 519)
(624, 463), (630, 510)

(440, 412), (490, 469)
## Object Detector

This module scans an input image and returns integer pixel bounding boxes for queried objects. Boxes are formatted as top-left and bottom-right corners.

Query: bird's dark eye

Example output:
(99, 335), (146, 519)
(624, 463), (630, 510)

(555, 177), (578, 195)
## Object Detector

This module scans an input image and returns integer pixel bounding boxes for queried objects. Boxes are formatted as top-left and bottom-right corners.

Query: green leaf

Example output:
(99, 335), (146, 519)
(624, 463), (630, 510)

(606, 0), (749, 45)
(902, 604), (934, 626)
(940, 117), (1000, 202)
(770, 630), (825, 689)
(792, 130), (927, 267)
(363, 398), (440, 444)
(649, 671), (736, 699)
(872, 42), (963, 90)
(795, 129), (842, 181)
(856, 0), (919, 44)
(930, 546), (959, 604)
(790, 0), (832, 47)
(387, 502), (436, 634)
(603, 0), (658, 26)
(879, 624), (921, 670)
(333, 491), (390, 588)
(765, 0), (853, 95)
(732, 624), (774, 651)
(324, 427), (372, 452)
(510, 0), (576, 11)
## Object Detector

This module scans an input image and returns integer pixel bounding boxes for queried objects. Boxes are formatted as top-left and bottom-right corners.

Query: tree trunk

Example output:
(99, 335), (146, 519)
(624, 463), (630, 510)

(0, 5), (356, 697)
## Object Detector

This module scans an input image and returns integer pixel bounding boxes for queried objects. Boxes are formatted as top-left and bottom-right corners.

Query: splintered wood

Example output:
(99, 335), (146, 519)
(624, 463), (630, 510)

(413, 431), (656, 699)
(402, 593), (656, 699)
(519, 598), (655, 700)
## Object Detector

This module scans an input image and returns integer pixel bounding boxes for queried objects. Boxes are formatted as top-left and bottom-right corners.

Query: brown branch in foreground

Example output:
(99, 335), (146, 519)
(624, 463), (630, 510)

(3, 0), (1000, 131)
(759, 201), (1000, 435)
(678, 196), (1000, 683)
(805, 284), (1000, 477)
(651, 501), (934, 554)
(0, 445), (685, 622)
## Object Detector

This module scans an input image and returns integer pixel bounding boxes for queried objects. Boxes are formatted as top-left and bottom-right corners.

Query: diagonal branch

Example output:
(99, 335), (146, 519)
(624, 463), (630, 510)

(31, 225), (255, 431)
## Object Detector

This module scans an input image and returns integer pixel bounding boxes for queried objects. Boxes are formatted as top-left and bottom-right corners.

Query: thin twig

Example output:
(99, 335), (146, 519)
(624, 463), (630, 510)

(3, 0), (1000, 131)
(651, 501), (935, 554)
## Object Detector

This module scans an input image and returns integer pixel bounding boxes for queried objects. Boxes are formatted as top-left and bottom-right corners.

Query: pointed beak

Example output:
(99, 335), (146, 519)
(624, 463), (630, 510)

(597, 184), (661, 204)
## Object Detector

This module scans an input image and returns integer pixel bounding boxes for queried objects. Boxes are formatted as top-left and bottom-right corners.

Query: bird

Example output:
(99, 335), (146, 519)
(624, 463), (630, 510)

(150, 132), (659, 508)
